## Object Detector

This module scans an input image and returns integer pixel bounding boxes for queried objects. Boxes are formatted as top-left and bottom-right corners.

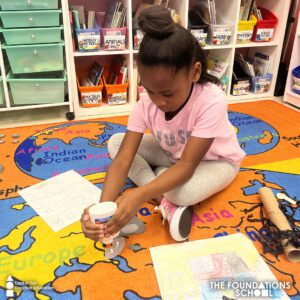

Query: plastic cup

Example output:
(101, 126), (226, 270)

(89, 202), (119, 244)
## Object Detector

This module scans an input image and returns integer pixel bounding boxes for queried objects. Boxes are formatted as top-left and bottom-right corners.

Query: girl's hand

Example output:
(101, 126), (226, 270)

(80, 207), (105, 241)
(104, 189), (144, 236)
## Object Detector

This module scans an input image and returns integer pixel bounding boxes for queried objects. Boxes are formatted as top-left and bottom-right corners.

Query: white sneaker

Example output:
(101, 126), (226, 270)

(158, 198), (193, 241)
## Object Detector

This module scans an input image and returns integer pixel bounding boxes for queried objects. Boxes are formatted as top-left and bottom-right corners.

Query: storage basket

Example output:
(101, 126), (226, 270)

(77, 74), (103, 107)
(101, 27), (127, 50)
(102, 68), (128, 105)
(250, 73), (272, 94)
(252, 8), (278, 42)
(208, 24), (233, 45)
(237, 15), (257, 43)
(76, 28), (101, 52)
(190, 25), (209, 47)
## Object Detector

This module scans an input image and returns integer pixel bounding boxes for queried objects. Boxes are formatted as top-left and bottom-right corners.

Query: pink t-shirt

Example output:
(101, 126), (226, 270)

(128, 83), (245, 165)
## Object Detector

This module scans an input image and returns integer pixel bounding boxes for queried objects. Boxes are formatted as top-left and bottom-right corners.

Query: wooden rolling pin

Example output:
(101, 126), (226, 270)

(258, 187), (300, 263)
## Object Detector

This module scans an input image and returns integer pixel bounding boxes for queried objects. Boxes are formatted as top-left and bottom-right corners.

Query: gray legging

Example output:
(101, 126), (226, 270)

(107, 133), (240, 207)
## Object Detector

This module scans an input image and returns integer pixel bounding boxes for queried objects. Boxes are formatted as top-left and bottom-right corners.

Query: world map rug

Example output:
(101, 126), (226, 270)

(0, 100), (299, 299)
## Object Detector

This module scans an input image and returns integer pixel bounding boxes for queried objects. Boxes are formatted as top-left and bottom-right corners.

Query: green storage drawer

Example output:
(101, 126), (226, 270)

(0, 10), (61, 28)
(1, 27), (63, 45)
(7, 72), (66, 105)
(0, 78), (4, 106)
(3, 43), (64, 74)
(0, 0), (58, 10)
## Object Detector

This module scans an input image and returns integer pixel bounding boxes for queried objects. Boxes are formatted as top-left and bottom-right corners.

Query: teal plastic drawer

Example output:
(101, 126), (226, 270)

(3, 43), (64, 74)
(0, 10), (61, 28)
(1, 27), (63, 45)
(0, 78), (4, 106)
(0, 0), (58, 10)
(7, 72), (66, 105)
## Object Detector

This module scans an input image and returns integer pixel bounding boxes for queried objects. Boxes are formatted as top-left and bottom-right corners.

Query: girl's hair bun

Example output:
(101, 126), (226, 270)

(138, 5), (175, 39)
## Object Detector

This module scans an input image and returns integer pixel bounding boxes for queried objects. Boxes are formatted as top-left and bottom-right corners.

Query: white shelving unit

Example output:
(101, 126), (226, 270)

(0, 0), (288, 122)
(283, 12), (300, 108)
(65, 0), (291, 119)
(0, 1), (75, 120)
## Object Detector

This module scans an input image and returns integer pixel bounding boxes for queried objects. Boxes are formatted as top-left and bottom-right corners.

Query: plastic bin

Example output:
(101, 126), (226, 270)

(292, 65), (300, 95)
(0, 77), (4, 106)
(2, 43), (64, 74)
(0, 10), (61, 28)
(237, 15), (257, 44)
(208, 24), (233, 45)
(77, 74), (103, 107)
(252, 8), (278, 42)
(7, 71), (66, 105)
(0, 0), (58, 10)
(190, 25), (209, 47)
(102, 68), (128, 105)
(250, 73), (272, 94)
(1, 27), (63, 45)
(102, 27), (127, 50)
(75, 28), (101, 52)
(231, 61), (251, 96)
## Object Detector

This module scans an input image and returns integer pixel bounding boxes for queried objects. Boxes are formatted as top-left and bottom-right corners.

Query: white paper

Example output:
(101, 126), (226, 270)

(19, 170), (102, 232)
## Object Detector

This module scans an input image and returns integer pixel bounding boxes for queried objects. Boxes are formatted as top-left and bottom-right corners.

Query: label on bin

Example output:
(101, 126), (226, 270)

(212, 31), (231, 45)
(237, 30), (253, 43)
(191, 30), (207, 47)
(81, 92), (102, 105)
(78, 34), (100, 51)
(254, 77), (271, 94)
(104, 35), (126, 50)
(255, 28), (274, 42)
(233, 83), (250, 96)
(108, 92), (127, 105)
(292, 77), (300, 92)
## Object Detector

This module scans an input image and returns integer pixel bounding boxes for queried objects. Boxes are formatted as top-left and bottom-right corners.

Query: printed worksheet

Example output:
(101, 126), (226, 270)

(19, 170), (102, 232)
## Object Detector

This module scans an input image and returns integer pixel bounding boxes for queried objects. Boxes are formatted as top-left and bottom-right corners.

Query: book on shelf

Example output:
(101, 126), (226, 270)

(89, 62), (104, 86)
(103, 1), (126, 28)
(207, 56), (229, 79)
(72, 5), (86, 28)
(107, 57), (128, 85)
(253, 52), (272, 76)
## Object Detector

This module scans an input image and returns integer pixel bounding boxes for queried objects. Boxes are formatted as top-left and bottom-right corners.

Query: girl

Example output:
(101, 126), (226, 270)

(81, 6), (245, 242)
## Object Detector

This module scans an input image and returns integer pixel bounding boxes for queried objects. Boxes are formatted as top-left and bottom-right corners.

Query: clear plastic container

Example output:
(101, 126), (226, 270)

(208, 24), (233, 45)
(251, 73), (272, 94)
(3, 43), (64, 74)
(7, 72), (66, 105)
(0, 10), (61, 28)
(0, 0), (58, 10)
(1, 27), (63, 45)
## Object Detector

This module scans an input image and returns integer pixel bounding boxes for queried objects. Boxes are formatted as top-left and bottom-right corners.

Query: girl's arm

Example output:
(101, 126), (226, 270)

(80, 130), (143, 241)
(105, 136), (214, 235)
(100, 130), (144, 202)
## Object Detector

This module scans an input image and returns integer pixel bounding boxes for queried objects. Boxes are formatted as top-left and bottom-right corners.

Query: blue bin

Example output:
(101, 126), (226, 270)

(292, 65), (300, 95)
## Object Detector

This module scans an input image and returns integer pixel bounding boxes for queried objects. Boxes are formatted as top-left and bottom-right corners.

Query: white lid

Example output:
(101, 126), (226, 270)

(89, 202), (117, 215)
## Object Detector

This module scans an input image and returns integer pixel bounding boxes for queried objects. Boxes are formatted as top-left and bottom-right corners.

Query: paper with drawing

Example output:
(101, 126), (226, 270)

(19, 170), (101, 232)
(150, 233), (290, 300)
